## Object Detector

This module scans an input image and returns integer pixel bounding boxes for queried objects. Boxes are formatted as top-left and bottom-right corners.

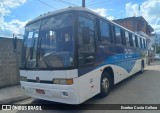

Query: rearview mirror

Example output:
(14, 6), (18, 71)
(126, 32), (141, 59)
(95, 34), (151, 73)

(82, 27), (90, 44)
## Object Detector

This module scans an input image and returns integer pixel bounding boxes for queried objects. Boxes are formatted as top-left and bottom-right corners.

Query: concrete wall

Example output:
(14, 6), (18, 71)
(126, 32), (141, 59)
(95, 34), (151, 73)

(0, 37), (22, 88)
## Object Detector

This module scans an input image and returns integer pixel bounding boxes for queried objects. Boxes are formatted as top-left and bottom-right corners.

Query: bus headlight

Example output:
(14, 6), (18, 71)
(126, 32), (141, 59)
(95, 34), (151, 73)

(20, 76), (27, 81)
(53, 79), (73, 85)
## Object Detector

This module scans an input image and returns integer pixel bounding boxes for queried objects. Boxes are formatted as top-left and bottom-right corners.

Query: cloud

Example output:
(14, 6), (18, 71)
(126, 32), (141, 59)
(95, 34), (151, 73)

(125, 0), (160, 34)
(152, 24), (160, 34)
(125, 2), (140, 17)
(107, 16), (115, 20)
(92, 8), (107, 17)
(91, 8), (115, 20)
(0, 0), (27, 37)
(3, 19), (27, 35)
(141, 0), (160, 33)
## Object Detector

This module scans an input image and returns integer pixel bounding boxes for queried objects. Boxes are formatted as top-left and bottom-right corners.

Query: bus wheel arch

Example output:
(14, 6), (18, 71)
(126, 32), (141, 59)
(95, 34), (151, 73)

(142, 60), (144, 67)
(98, 67), (114, 98)
(103, 67), (114, 85)
(140, 60), (144, 74)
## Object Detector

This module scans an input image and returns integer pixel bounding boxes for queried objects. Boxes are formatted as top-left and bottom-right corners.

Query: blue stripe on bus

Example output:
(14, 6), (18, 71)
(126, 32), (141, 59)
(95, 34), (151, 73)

(78, 53), (141, 76)
(100, 53), (141, 73)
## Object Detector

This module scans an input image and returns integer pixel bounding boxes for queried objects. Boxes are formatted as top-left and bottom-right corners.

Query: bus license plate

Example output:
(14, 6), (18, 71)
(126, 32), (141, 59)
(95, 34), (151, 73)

(36, 89), (45, 94)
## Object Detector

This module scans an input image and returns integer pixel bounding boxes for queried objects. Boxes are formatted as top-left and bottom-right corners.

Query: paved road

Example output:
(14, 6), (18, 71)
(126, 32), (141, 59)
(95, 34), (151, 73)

(1, 61), (160, 113)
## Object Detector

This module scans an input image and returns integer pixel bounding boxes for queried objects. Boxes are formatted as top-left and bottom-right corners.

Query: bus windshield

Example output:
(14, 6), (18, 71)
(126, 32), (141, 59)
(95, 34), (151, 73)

(21, 13), (74, 69)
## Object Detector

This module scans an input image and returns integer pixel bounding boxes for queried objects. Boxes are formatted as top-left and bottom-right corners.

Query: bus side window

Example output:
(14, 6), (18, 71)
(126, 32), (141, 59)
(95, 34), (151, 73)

(121, 29), (126, 45)
(115, 27), (122, 45)
(132, 35), (136, 47)
(135, 36), (139, 48)
(129, 33), (133, 47)
(144, 39), (146, 49)
(137, 37), (141, 48)
(78, 16), (96, 66)
(140, 38), (143, 49)
(145, 40), (147, 49)
(99, 20), (111, 43)
(142, 39), (144, 49)
(143, 39), (146, 49)
(125, 31), (130, 46)
(111, 25), (116, 43)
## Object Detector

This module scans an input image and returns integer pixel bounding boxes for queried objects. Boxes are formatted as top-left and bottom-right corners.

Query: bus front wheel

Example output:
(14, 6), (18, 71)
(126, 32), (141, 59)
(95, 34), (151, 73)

(98, 72), (111, 98)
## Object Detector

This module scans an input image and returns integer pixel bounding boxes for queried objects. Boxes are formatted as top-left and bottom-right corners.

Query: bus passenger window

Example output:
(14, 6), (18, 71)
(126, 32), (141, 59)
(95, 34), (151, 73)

(135, 36), (139, 47)
(115, 27), (122, 44)
(143, 39), (146, 49)
(145, 40), (147, 49)
(78, 16), (95, 66)
(129, 33), (133, 46)
(99, 20), (111, 43)
(132, 35), (136, 47)
(137, 37), (141, 48)
(141, 39), (144, 49)
(121, 30), (126, 45)
(125, 31), (130, 46)
(140, 38), (143, 49)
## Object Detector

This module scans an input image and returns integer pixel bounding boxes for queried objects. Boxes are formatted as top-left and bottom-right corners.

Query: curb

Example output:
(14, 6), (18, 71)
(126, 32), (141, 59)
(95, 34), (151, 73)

(0, 96), (30, 104)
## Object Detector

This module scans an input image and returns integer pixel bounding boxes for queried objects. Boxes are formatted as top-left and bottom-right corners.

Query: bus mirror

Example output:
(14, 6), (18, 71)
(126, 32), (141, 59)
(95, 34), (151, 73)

(82, 27), (90, 44)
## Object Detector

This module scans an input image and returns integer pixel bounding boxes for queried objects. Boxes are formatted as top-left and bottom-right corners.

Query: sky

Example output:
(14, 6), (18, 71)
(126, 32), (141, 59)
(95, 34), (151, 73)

(0, 0), (160, 37)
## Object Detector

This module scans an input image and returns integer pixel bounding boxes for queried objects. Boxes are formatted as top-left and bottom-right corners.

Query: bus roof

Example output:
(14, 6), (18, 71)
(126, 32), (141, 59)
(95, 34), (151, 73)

(26, 6), (146, 40)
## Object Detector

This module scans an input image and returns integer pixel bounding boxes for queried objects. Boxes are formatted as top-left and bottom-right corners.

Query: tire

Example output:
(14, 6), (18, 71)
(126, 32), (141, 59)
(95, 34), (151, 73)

(139, 61), (144, 74)
(98, 72), (112, 98)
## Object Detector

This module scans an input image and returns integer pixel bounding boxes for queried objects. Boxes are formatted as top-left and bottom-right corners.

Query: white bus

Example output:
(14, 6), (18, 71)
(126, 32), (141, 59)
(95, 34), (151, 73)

(19, 7), (147, 104)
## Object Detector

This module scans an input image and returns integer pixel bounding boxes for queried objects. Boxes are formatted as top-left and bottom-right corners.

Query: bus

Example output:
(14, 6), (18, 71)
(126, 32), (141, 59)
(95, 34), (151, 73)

(19, 7), (147, 104)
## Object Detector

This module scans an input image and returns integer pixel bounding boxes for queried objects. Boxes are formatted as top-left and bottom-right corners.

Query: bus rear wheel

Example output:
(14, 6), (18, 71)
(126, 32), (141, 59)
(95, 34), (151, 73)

(98, 72), (111, 98)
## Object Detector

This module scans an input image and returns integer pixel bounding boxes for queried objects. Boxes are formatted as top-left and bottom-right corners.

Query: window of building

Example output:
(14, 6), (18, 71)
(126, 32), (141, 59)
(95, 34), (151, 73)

(99, 20), (111, 43)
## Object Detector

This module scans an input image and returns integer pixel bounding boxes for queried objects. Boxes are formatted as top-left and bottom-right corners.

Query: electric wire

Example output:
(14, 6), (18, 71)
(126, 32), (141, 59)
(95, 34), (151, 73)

(87, 0), (96, 5)
(37, 0), (57, 10)
(51, 0), (78, 6)
(88, 0), (109, 6)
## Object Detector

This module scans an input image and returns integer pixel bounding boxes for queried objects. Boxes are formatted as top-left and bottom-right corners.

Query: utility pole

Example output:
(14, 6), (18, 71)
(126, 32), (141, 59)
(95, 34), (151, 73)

(82, 0), (85, 8)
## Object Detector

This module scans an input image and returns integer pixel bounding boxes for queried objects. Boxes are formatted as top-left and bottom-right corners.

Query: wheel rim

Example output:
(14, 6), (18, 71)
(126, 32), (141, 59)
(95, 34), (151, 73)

(102, 77), (109, 92)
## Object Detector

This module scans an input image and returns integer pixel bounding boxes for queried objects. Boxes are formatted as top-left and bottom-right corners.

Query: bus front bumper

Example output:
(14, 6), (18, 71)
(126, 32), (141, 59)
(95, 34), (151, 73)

(20, 81), (80, 104)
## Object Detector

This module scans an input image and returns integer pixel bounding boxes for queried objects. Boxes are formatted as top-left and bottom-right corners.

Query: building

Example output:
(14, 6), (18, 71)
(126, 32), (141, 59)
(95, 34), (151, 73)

(113, 16), (154, 50)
